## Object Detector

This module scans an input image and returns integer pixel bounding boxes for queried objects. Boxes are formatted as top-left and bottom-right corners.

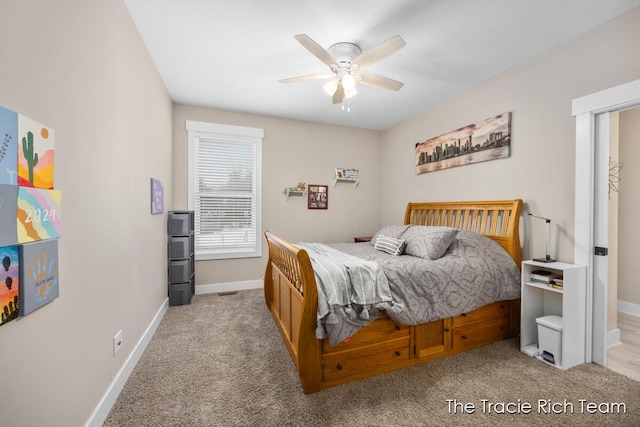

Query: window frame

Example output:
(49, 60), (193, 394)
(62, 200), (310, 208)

(186, 120), (263, 260)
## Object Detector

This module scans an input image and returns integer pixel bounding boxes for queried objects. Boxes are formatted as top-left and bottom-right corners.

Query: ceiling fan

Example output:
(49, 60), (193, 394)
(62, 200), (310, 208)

(279, 34), (406, 105)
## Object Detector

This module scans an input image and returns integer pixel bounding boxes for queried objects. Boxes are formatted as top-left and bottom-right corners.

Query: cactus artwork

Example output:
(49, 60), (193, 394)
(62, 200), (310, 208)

(17, 114), (54, 189)
(22, 131), (39, 184)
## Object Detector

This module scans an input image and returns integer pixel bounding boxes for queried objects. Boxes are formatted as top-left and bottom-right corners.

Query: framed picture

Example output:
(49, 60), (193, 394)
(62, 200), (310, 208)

(344, 169), (358, 180)
(307, 184), (328, 210)
(415, 111), (512, 174)
(150, 178), (164, 214)
(335, 168), (358, 180)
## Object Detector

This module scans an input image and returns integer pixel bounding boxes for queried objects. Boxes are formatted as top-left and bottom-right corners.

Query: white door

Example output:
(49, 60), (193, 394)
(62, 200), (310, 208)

(573, 78), (640, 365)
(591, 113), (610, 366)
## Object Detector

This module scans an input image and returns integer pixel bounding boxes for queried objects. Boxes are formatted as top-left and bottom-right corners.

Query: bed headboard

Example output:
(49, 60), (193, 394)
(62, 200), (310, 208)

(404, 199), (523, 267)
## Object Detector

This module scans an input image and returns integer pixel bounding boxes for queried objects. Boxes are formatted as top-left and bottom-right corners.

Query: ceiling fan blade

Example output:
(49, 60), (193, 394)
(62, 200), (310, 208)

(294, 34), (338, 71)
(351, 35), (406, 71)
(279, 74), (334, 84)
(357, 73), (404, 91)
(332, 82), (345, 104)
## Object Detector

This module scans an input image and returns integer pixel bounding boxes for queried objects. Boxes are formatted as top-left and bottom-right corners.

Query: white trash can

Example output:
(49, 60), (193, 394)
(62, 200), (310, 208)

(536, 315), (563, 366)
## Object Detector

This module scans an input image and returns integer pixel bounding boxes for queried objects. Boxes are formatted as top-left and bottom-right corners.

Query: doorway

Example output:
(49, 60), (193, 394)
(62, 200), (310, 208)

(573, 79), (640, 367)
(606, 107), (640, 381)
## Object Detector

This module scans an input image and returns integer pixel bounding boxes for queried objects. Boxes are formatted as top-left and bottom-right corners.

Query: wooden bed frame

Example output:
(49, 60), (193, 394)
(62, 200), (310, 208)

(264, 199), (523, 393)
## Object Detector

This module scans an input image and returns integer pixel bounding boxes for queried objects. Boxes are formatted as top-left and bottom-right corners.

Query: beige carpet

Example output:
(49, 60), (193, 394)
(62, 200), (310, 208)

(104, 289), (640, 426)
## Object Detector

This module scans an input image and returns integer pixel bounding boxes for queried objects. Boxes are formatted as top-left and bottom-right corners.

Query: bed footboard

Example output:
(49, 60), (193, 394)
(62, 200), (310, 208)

(263, 231), (322, 393)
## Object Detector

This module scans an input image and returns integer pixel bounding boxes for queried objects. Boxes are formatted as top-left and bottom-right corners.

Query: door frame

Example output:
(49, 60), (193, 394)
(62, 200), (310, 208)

(572, 78), (640, 364)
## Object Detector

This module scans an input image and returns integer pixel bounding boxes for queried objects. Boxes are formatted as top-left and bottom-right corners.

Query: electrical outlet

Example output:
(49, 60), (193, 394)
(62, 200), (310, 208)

(113, 330), (123, 356)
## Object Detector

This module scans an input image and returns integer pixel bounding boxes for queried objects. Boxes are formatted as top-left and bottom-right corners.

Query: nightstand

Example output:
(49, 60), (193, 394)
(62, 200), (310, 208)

(520, 260), (586, 369)
(354, 236), (372, 243)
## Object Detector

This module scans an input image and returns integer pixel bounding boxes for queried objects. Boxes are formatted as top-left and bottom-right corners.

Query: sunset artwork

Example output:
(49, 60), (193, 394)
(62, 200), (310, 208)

(0, 245), (19, 327)
(18, 114), (55, 189)
(17, 187), (62, 243)
(0, 106), (19, 185)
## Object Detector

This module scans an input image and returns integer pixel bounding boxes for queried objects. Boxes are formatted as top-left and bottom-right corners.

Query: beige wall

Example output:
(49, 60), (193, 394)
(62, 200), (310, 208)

(0, 1), (173, 425)
(380, 7), (640, 264)
(172, 105), (382, 286)
(619, 107), (640, 306)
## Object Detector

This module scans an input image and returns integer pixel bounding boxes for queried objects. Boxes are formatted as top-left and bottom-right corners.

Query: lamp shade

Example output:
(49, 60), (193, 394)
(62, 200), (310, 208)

(323, 79), (338, 96)
(341, 74), (356, 90)
(344, 86), (357, 99)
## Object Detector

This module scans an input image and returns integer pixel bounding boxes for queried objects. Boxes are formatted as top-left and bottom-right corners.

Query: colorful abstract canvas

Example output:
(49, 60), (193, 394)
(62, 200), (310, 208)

(0, 184), (19, 247)
(19, 238), (58, 316)
(0, 106), (19, 185)
(0, 245), (20, 326)
(151, 178), (164, 214)
(17, 187), (62, 243)
(18, 114), (54, 189)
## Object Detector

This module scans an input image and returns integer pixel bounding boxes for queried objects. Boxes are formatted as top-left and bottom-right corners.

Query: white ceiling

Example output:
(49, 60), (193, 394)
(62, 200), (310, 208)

(124, 0), (640, 131)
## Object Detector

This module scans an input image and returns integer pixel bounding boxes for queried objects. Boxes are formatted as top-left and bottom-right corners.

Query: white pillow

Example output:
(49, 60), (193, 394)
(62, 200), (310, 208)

(374, 234), (406, 256)
(403, 226), (459, 260)
(370, 224), (411, 245)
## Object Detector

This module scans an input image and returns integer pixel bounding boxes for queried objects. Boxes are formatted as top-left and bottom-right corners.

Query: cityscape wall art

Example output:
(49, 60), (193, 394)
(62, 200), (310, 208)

(415, 112), (512, 174)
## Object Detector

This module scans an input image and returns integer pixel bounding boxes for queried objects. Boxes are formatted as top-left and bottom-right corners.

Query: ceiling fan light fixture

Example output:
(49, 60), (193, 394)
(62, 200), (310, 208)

(341, 74), (356, 90)
(282, 34), (406, 107)
(344, 86), (357, 99)
(323, 79), (338, 96)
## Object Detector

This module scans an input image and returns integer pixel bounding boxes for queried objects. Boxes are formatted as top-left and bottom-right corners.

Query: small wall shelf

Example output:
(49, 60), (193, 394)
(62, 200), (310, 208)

(334, 168), (359, 188)
(333, 178), (359, 188)
(283, 188), (306, 200)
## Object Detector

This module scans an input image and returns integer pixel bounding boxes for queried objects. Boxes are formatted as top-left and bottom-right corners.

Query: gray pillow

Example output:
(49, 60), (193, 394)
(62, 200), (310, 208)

(370, 224), (411, 245)
(374, 234), (406, 256)
(403, 226), (459, 260)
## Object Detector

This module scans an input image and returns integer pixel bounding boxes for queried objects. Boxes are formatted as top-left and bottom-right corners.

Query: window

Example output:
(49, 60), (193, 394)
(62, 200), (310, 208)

(187, 120), (263, 260)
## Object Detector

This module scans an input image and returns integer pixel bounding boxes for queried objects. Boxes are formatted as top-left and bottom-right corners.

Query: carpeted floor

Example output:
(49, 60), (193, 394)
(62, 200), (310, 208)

(104, 289), (640, 426)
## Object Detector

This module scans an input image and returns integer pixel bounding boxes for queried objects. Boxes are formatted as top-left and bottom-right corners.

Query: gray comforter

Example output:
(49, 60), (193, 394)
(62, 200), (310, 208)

(301, 230), (521, 346)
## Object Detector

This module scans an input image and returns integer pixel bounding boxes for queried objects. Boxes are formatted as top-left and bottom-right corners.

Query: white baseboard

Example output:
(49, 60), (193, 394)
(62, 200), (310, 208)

(85, 298), (168, 427)
(607, 328), (621, 348)
(618, 300), (640, 317)
(195, 279), (263, 295)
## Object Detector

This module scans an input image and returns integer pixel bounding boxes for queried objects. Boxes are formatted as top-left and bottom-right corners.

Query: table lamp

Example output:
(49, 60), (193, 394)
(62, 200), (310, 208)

(529, 213), (555, 263)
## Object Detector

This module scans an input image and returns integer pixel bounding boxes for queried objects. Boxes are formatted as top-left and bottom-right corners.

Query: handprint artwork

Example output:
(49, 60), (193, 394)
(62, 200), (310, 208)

(19, 239), (59, 316)
(28, 250), (57, 302)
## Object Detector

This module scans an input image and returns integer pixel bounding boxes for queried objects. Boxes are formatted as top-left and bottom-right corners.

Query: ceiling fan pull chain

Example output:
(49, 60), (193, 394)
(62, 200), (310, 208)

(342, 97), (351, 113)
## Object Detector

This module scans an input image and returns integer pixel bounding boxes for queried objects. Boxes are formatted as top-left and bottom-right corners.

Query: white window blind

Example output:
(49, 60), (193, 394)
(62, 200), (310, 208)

(187, 121), (263, 260)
